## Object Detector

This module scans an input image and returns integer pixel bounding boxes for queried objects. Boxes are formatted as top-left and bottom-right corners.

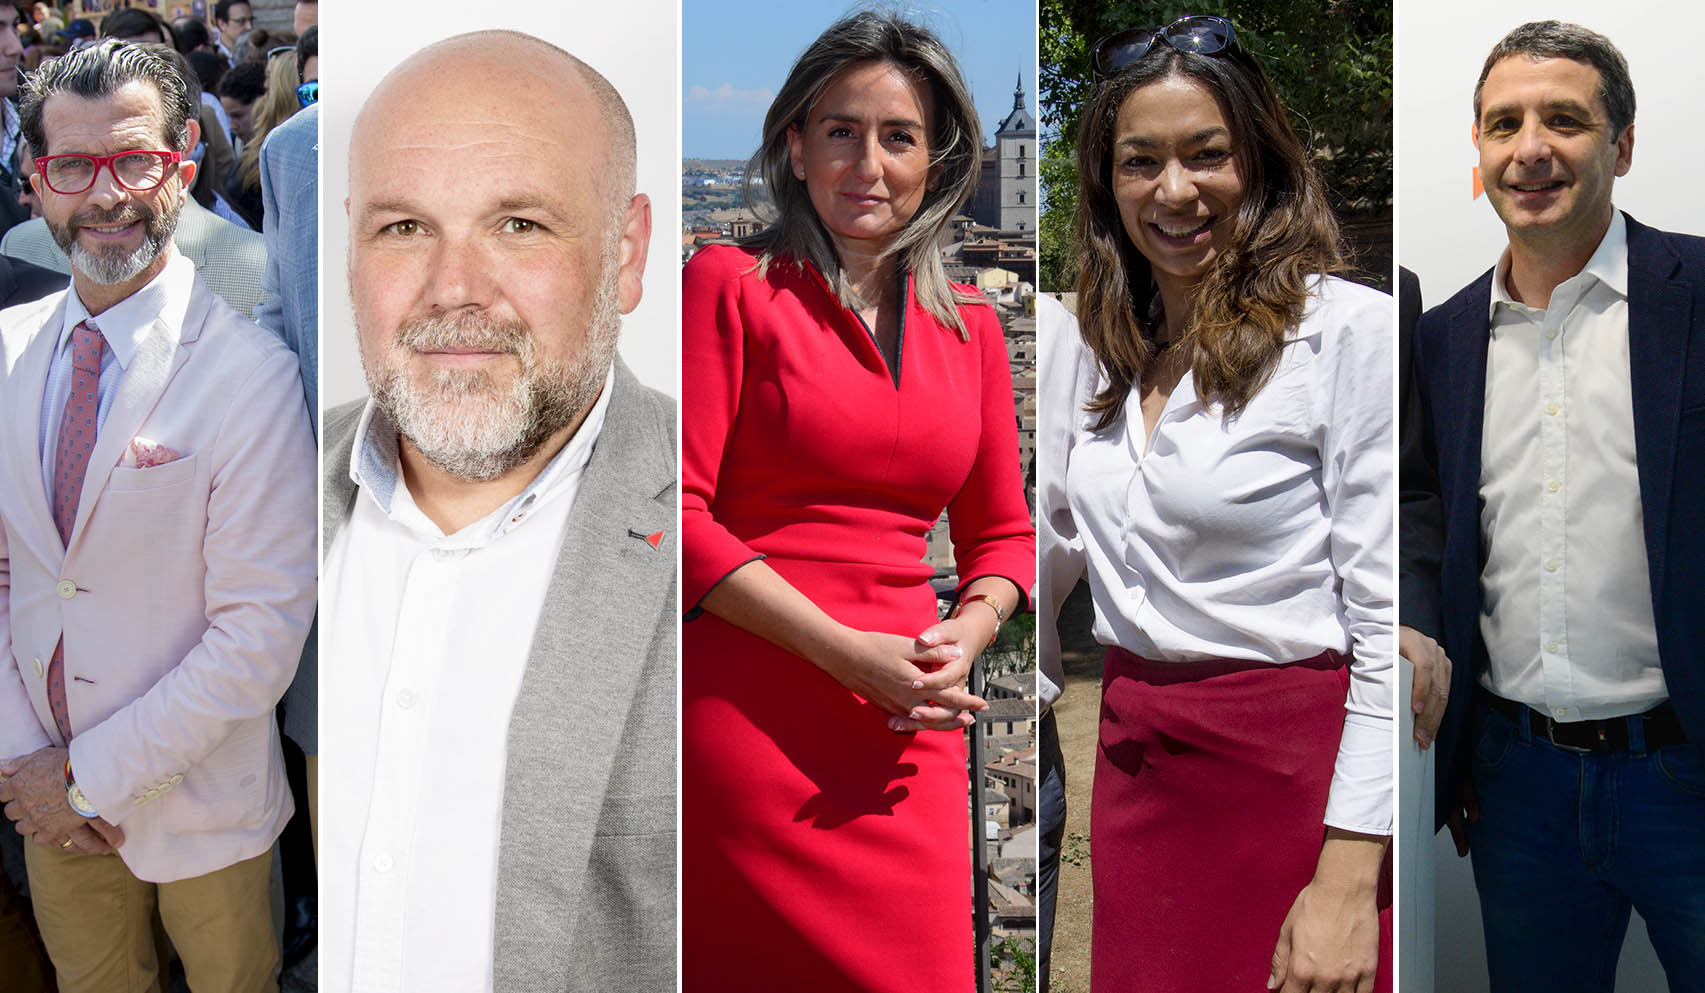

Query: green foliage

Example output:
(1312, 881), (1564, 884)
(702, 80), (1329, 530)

(984, 612), (1037, 681)
(994, 936), (1039, 993)
(1040, 0), (1392, 290)
(1060, 830), (1090, 867)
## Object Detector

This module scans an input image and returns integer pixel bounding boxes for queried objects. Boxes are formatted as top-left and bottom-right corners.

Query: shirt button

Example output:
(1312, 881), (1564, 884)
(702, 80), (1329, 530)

(1546, 402), (1560, 416)
(374, 854), (394, 873)
(1545, 559), (1560, 572)
(397, 690), (417, 709)
(31, 657), (41, 676)
(1546, 640), (1560, 654)
(1546, 330), (1559, 340)
(1546, 480), (1561, 493)
(1554, 707), (1568, 719)
(56, 580), (76, 600)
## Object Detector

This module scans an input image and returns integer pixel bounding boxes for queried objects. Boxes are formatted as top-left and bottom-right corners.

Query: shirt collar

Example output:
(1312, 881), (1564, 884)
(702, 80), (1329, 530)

(58, 248), (195, 371)
(1490, 210), (1628, 320)
(348, 363), (617, 541)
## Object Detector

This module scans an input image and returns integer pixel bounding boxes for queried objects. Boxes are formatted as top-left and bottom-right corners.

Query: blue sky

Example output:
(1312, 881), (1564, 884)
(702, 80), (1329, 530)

(683, 0), (1037, 160)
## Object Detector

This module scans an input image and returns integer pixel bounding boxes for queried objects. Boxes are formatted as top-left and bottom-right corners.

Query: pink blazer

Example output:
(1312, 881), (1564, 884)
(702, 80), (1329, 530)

(0, 265), (316, 883)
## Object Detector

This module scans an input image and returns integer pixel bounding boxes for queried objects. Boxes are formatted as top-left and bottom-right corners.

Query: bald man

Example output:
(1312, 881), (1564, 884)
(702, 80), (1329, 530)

(320, 31), (676, 993)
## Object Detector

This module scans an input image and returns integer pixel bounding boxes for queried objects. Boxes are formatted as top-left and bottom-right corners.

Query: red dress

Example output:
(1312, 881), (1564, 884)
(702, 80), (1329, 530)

(681, 245), (1035, 992)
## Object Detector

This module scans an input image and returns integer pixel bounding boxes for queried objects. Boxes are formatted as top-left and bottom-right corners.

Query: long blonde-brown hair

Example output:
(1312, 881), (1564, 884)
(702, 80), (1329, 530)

(1074, 42), (1343, 428)
(743, 10), (986, 337)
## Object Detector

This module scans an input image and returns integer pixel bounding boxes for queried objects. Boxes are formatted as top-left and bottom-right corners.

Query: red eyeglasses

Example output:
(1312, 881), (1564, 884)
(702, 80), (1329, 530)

(34, 150), (183, 195)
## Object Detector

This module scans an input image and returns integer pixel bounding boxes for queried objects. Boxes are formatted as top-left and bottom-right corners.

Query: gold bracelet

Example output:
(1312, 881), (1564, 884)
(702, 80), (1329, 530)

(953, 594), (1006, 646)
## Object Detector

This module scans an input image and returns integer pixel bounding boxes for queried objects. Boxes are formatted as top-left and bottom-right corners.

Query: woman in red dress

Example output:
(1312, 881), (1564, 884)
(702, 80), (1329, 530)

(681, 11), (1035, 992)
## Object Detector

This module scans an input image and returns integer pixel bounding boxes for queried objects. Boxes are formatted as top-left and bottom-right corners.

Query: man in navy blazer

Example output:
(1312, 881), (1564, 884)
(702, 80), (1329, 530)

(1411, 21), (1705, 991)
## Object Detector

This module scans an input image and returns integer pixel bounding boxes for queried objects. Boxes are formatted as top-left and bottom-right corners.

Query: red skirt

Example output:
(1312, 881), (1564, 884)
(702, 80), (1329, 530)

(1090, 648), (1392, 993)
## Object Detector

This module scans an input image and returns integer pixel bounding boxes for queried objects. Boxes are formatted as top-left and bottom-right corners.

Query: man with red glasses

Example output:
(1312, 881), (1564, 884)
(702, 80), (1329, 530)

(0, 38), (314, 992)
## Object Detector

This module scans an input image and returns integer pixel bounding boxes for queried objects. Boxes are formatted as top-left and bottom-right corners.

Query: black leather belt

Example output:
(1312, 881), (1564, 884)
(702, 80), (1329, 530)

(1483, 691), (1689, 753)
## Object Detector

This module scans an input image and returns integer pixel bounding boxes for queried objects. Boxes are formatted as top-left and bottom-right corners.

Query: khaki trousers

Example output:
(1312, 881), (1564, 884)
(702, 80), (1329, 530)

(24, 844), (277, 993)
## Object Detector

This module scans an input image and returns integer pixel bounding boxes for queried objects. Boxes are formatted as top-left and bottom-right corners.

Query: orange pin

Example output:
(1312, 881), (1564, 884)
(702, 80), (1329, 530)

(645, 530), (664, 549)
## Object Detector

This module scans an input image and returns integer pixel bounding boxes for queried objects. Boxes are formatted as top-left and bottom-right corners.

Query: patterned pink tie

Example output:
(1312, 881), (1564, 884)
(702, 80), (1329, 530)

(45, 321), (103, 743)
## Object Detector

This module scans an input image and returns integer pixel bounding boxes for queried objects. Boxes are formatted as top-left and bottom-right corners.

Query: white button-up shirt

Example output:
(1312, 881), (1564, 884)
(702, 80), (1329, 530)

(1479, 212), (1665, 720)
(320, 368), (613, 993)
(1040, 277), (1394, 834)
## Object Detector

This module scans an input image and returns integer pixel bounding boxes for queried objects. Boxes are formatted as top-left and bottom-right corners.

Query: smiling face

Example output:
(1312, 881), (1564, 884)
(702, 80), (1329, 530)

(348, 38), (643, 482)
(787, 60), (935, 257)
(34, 82), (196, 305)
(1110, 73), (1245, 306)
(1477, 55), (1631, 255)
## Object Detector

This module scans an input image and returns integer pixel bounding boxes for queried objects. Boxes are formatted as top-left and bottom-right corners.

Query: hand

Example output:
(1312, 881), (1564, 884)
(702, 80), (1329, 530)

(1445, 780), (1479, 858)
(886, 612), (1000, 733)
(1268, 830), (1385, 993)
(1399, 626), (1452, 749)
(817, 628), (987, 733)
(0, 748), (124, 853)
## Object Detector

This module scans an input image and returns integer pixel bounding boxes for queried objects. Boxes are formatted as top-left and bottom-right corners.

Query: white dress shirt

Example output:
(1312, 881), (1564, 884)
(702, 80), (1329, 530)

(320, 367), (613, 993)
(1039, 277), (1395, 834)
(1479, 212), (1665, 720)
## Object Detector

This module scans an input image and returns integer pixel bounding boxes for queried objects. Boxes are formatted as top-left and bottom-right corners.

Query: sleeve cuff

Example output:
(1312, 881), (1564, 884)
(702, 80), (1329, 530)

(954, 572), (1032, 615)
(1323, 711), (1393, 835)
(683, 553), (765, 619)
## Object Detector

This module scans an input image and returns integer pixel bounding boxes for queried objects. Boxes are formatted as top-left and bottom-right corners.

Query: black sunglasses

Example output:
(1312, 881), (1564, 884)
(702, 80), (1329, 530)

(1092, 15), (1238, 80)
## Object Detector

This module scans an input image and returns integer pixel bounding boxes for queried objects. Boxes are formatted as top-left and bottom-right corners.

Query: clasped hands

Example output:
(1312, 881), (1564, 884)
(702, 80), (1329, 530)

(823, 612), (996, 734)
(0, 746), (124, 855)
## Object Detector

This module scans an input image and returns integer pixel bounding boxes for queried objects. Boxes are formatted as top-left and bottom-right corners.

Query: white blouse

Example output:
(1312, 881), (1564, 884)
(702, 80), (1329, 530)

(1038, 278), (1394, 834)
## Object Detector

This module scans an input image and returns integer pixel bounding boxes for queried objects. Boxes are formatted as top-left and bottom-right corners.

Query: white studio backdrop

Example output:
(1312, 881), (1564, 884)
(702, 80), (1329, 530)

(318, 1), (681, 408)
(1398, 3), (1683, 989)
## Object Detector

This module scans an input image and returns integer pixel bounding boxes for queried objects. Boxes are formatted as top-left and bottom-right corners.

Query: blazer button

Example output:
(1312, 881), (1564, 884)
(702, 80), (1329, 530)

(56, 580), (76, 600)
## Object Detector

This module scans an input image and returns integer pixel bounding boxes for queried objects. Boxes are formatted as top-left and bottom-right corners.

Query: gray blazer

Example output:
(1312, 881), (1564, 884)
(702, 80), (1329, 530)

(324, 362), (678, 992)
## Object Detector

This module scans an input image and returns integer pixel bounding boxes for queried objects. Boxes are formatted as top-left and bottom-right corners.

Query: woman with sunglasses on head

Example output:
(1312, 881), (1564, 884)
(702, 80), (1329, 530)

(1039, 15), (1393, 993)
(680, 9), (1034, 992)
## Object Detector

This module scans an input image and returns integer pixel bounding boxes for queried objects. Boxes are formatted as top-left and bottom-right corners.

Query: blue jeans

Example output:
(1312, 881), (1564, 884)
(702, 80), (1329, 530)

(1038, 708), (1065, 993)
(1468, 697), (1705, 993)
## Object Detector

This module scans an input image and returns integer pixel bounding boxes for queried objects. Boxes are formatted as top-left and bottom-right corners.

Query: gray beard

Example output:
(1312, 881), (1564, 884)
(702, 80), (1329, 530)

(364, 250), (622, 483)
(51, 201), (180, 286)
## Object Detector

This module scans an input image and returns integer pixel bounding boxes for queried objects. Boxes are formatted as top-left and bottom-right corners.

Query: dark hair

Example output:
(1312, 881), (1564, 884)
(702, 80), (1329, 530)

(188, 49), (227, 95)
(1474, 20), (1634, 139)
(99, 7), (175, 47)
(296, 24), (315, 83)
(217, 59), (264, 104)
(213, 0), (249, 23)
(745, 10), (985, 336)
(21, 38), (197, 156)
(172, 15), (211, 53)
(1073, 42), (1343, 426)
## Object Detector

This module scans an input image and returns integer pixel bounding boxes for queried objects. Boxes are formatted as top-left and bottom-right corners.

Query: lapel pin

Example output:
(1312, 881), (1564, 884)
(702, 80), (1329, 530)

(629, 528), (665, 550)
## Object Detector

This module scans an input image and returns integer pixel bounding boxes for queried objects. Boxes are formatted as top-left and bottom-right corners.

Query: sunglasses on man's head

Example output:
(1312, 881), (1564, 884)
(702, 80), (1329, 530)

(1092, 15), (1237, 80)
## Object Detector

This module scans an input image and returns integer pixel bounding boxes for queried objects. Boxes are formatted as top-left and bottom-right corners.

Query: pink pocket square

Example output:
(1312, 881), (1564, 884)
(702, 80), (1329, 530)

(128, 437), (185, 468)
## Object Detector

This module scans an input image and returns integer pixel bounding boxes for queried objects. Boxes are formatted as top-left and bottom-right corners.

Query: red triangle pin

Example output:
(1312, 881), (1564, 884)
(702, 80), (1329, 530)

(630, 528), (665, 550)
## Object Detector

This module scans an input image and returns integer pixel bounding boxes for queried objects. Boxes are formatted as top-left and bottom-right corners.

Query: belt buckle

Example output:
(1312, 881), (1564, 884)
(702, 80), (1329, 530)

(1537, 714), (1594, 754)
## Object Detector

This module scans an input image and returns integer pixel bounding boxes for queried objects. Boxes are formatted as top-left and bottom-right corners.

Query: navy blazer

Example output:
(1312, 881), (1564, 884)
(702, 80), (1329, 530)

(1414, 213), (1705, 825)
